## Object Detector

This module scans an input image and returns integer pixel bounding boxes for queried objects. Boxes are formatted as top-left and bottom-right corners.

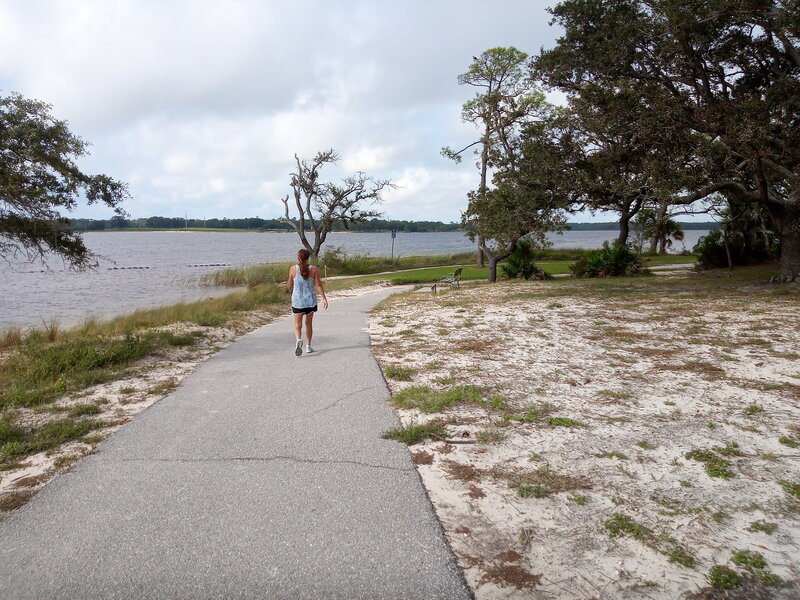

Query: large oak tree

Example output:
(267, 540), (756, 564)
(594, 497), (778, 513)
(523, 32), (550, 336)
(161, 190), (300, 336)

(535, 0), (800, 281)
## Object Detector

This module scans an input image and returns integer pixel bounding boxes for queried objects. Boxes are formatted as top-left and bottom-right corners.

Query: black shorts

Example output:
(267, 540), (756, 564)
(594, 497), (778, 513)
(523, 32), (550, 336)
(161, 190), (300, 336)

(292, 305), (318, 315)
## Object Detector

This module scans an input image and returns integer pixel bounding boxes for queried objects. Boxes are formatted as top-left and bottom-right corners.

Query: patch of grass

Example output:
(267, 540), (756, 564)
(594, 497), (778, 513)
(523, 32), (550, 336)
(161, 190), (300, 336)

(636, 440), (656, 450)
(481, 395), (507, 410)
(604, 512), (651, 541)
(746, 404), (763, 415)
(708, 565), (742, 589)
(503, 403), (555, 424)
(715, 442), (744, 457)
(476, 429), (507, 444)
(731, 550), (765, 570)
(0, 418), (102, 462)
(68, 403), (102, 417)
(779, 435), (799, 448)
(568, 494), (588, 505)
(514, 484), (550, 498)
(547, 416), (583, 427)
(148, 378), (177, 396)
(391, 385), (482, 413)
(729, 551), (783, 587)
(384, 365), (415, 381)
(685, 448), (734, 479)
(381, 420), (446, 445)
(596, 451), (629, 460)
(668, 545), (696, 568)
(779, 479), (800, 498)
(747, 520), (777, 535)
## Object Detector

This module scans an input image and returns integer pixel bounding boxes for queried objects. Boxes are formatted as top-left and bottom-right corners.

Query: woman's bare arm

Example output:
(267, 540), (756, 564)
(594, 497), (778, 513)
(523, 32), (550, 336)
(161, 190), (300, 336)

(313, 266), (329, 309)
(287, 265), (295, 294)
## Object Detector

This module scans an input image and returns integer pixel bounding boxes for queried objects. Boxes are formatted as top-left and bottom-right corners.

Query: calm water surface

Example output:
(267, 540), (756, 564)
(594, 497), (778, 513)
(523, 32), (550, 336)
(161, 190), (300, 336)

(0, 230), (707, 331)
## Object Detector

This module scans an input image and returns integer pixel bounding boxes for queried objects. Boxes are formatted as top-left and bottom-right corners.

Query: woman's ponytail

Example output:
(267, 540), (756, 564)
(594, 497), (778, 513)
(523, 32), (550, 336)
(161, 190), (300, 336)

(297, 249), (311, 279)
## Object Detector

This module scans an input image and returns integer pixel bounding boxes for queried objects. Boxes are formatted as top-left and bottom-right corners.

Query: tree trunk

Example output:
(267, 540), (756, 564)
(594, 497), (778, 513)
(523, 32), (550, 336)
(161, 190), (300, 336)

(648, 236), (658, 253)
(617, 217), (631, 246)
(722, 226), (733, 272)
(769, 202), (800, 282)
(617, 197), (643, 246)
(476, 239), (485, 267)
(488, 255), (499, 283)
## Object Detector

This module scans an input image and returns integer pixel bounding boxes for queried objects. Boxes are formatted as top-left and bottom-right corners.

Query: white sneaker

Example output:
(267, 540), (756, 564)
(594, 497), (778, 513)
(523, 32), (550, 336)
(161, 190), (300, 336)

(306, 345), (314, 353)
(295, 339), (303, 357)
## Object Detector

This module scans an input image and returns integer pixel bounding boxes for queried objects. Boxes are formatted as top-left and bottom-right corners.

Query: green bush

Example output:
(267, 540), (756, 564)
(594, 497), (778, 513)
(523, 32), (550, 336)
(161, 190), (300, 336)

(501, 240), (552, 280)
(693, 229), (778, 269)
(569, 242), (647, 277)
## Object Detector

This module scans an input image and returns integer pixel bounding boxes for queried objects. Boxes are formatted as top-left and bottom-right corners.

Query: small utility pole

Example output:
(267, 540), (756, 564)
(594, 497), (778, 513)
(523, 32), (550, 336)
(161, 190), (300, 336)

(391, 229), (397, 262)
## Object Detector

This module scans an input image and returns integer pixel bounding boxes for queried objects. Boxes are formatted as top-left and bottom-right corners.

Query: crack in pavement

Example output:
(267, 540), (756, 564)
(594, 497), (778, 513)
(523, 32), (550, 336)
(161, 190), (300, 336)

(310, 384), (385, 415)
(110, 455), (411, 473)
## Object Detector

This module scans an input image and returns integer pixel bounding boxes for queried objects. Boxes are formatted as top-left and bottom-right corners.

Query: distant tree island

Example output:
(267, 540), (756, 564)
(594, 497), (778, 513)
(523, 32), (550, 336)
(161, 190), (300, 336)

(66, 216), (719, 233)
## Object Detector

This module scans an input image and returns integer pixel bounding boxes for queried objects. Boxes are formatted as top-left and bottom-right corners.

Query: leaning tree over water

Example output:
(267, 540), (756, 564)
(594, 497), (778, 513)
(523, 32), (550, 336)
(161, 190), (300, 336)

(0, 93), (129, 268)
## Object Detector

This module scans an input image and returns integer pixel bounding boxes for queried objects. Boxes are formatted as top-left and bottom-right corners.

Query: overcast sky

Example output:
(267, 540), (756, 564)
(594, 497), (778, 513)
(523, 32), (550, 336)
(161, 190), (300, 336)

(1, 1), (573, 223)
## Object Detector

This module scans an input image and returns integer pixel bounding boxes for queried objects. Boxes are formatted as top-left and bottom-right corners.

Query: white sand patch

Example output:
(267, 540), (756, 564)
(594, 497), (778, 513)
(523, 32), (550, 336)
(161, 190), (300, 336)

(370, 277), (800, 598)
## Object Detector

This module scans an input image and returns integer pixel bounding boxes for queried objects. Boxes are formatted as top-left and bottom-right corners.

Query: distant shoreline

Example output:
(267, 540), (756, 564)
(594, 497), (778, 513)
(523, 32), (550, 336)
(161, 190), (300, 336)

(72, 222), (719, 234)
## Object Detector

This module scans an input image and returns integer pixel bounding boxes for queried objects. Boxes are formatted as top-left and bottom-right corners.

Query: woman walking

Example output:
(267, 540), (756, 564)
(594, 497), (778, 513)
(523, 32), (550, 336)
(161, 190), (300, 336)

(287, 249), (328, 356)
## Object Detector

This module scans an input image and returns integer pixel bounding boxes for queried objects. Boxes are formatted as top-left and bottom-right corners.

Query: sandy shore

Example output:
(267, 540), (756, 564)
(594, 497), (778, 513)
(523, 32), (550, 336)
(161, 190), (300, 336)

(369, 274), (800, 599)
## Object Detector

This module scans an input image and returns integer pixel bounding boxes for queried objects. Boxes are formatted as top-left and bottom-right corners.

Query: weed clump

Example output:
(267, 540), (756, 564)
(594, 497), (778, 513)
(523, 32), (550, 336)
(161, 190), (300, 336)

(1, 418), (101, 462)
(547, 416), (583, 427)
(708, 565), (742, 589)
(685, 448), (735, 479)
(747, 520), (777, 535)
(779, 479), (800, 499)
(595, 451), (629, 460)
(514, 484), (549, 498)
(391, 385), (482, 413)
(604, 513), (651, 541)
(383, 365), (415, 381)
(381, 420), (445, 445)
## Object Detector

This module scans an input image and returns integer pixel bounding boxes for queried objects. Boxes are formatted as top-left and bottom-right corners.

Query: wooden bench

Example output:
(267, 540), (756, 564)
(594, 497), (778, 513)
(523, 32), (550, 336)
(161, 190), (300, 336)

(440, 267), (462, 290)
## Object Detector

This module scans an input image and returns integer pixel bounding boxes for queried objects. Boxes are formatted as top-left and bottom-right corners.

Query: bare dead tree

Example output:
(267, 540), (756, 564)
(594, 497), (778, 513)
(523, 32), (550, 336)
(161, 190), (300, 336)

(280, 149), (392, 257)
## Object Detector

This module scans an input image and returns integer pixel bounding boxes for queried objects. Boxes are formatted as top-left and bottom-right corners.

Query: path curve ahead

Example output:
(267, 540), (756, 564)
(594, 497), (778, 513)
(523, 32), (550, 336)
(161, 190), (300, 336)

(0, 287), (471, 600)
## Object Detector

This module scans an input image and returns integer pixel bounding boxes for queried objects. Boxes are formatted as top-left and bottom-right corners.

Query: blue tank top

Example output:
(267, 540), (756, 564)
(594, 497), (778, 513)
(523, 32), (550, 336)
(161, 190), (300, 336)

(291, 264), (317, 308)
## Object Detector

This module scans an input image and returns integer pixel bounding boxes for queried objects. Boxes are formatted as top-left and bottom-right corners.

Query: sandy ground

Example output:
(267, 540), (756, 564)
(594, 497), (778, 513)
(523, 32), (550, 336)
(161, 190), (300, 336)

(369, 274), (800, 599)
(0, 283), (389, 515)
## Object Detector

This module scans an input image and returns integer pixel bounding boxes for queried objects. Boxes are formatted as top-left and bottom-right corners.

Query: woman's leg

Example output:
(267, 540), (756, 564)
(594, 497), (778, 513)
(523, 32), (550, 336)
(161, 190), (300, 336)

(304, 313), (314, 346)
(293, 313), (304, 340)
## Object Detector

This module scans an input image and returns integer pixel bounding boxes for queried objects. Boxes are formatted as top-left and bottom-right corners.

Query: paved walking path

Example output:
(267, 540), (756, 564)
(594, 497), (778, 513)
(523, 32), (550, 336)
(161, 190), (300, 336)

(0, 288), (471, 600)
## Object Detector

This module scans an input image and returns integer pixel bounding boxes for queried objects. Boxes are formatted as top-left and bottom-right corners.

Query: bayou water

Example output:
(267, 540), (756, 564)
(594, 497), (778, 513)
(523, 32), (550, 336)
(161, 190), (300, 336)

(0, 230), (707, 331)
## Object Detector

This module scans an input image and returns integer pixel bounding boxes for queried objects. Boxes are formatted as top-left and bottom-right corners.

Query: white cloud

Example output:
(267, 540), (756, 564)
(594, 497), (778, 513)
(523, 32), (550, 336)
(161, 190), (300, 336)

(0, 0), (560, 223)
